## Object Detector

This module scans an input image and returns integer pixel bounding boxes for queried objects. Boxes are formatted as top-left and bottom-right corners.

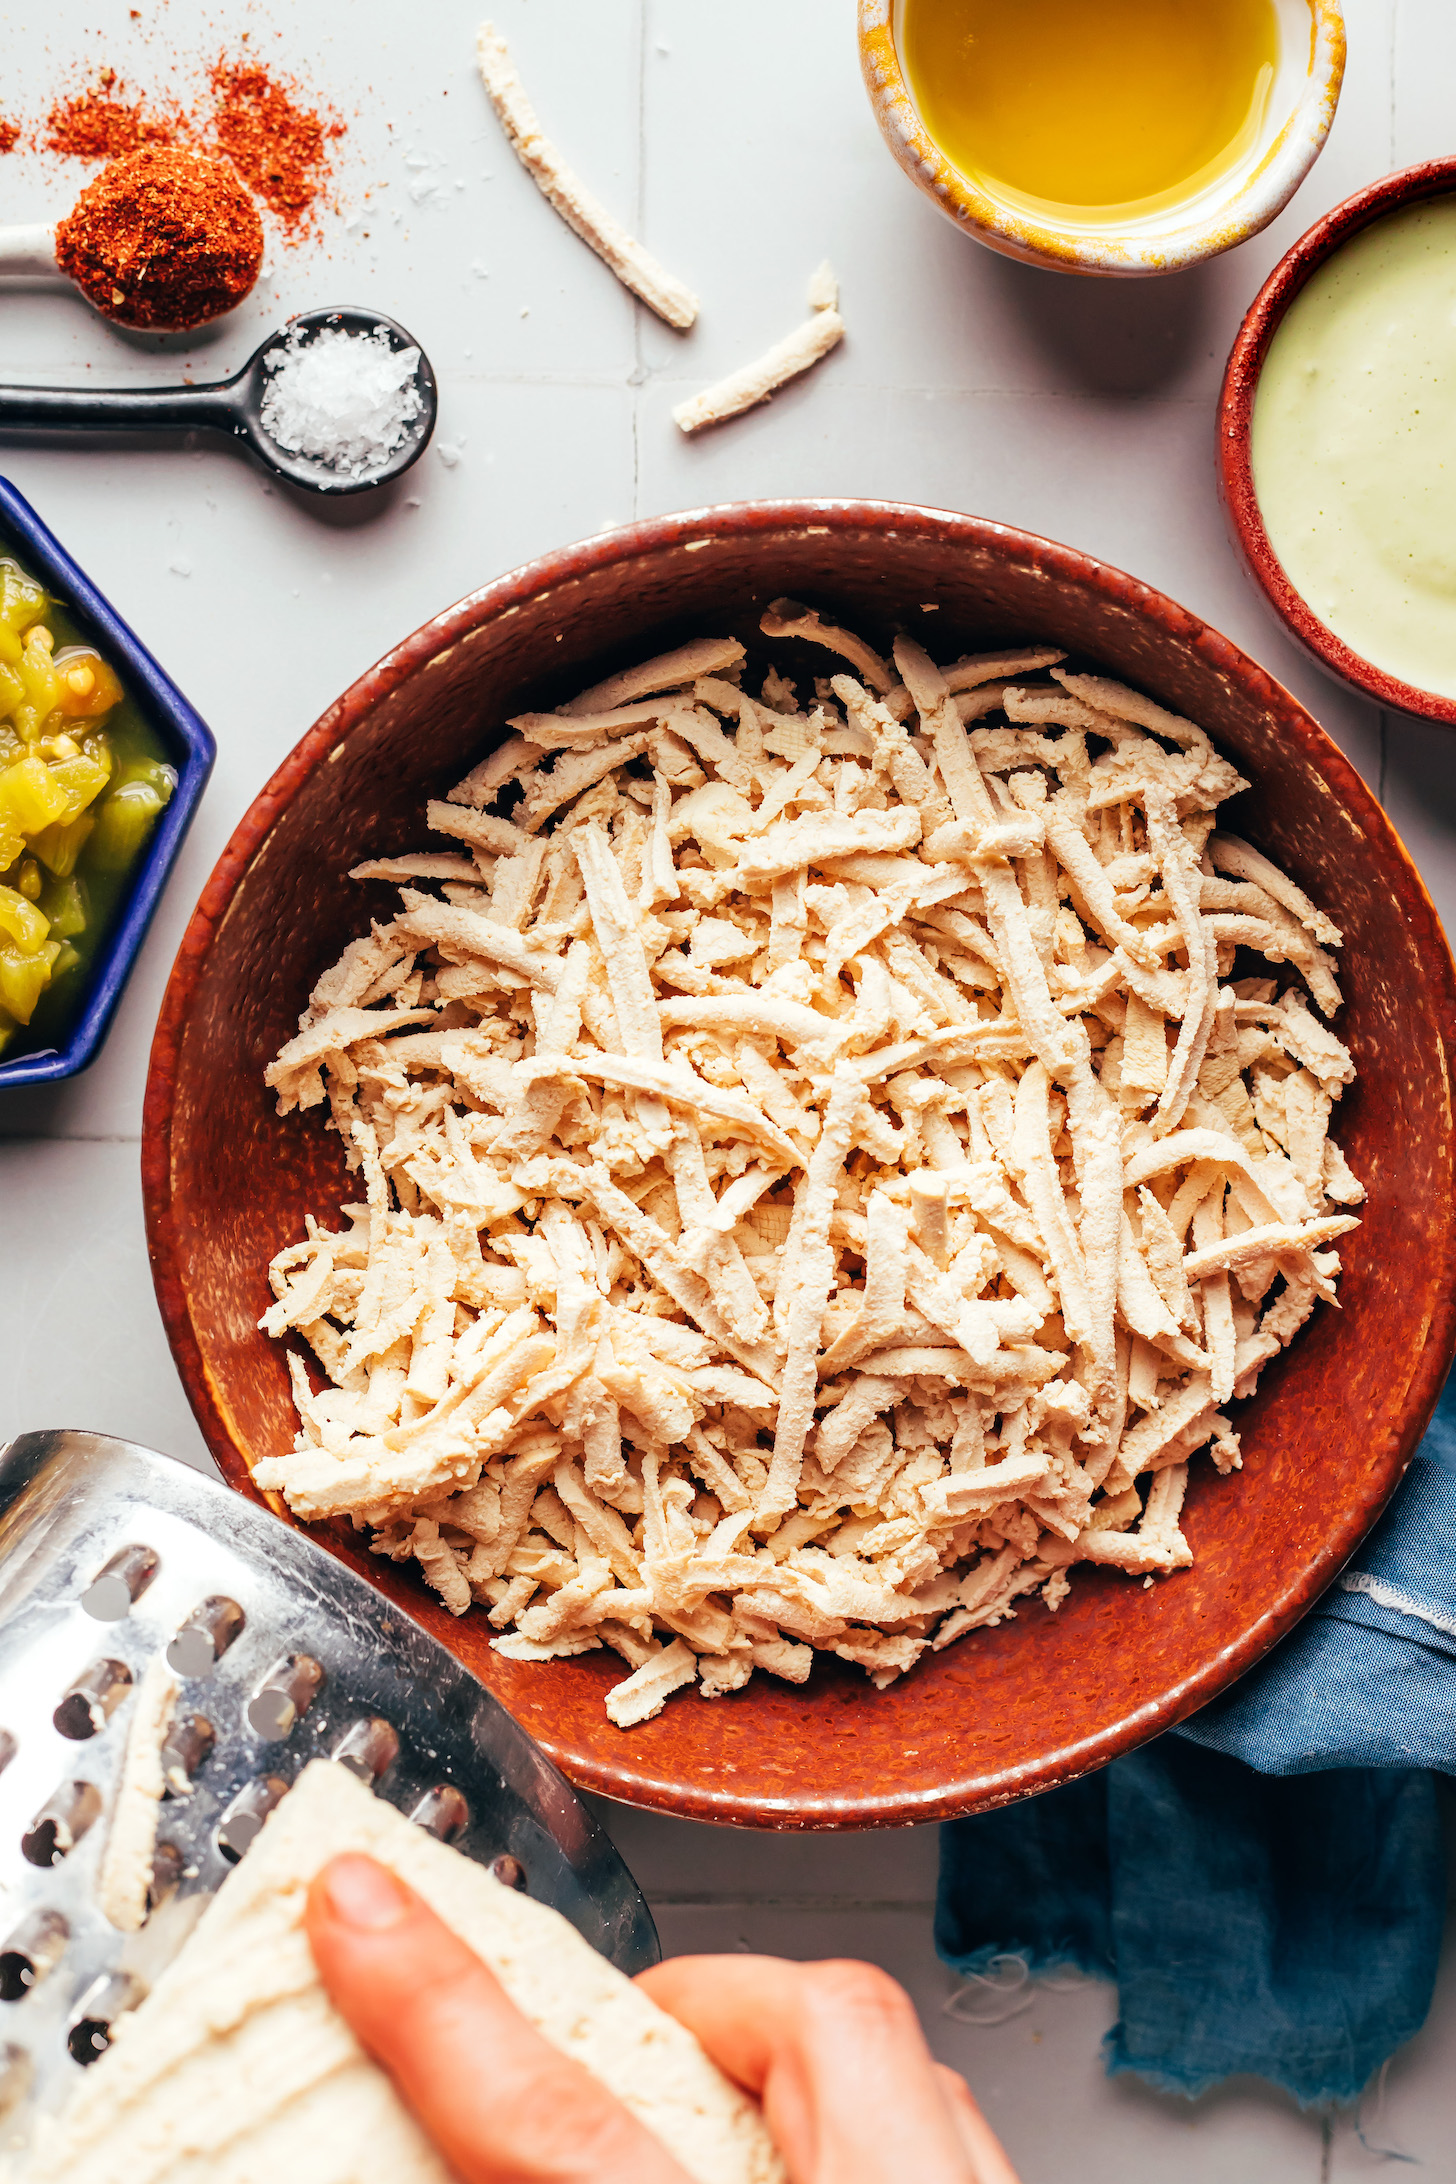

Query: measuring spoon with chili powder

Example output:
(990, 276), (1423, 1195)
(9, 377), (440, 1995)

(0, 148), (264, 331)
(0, 307), (438, 497)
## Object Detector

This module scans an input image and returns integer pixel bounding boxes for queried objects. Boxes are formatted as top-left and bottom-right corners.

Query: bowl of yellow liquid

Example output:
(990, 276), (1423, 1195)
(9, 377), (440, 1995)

(860, 0), (1346, 276)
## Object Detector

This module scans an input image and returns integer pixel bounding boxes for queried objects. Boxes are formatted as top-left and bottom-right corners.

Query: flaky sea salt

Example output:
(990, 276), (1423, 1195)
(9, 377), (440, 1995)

(261, 325), (423, 479)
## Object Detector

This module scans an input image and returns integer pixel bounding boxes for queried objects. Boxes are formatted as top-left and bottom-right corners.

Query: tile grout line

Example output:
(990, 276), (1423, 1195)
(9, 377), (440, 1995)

(645, 1895), (940, 1913)
(444, 374), (1217, 404)
(0, 1134), (141, 1146)
(631, 0), (646, 522)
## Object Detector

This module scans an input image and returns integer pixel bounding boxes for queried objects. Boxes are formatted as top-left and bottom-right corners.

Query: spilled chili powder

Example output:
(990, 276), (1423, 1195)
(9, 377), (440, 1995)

(207, 60), (343, 234)
(45, 74), (177, 162)
(33, 57), (343, 239)
(0, 120), (19, 156)
(56, 146), (263, 330)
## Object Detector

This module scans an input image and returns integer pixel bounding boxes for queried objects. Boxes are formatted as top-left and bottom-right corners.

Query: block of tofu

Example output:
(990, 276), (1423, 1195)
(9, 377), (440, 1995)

(23, 1761), (784, 2184)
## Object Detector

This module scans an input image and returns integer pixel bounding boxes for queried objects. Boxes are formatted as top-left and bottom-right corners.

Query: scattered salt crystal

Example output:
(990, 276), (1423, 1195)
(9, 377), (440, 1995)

(437, 441), (464, 469)
(168, 556), (192, 577)
(261, 325), (423, 481)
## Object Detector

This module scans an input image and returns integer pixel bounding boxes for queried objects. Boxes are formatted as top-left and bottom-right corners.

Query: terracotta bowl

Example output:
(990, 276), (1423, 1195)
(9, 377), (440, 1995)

(1220, 157), (1456, 724)
(859, 0), (1345, 277)
(143, 499), (1456, 1831)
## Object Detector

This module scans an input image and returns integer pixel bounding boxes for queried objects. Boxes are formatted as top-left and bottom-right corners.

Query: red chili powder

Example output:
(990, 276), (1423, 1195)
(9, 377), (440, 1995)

(56, 146), (263, 331)
(206, 60), (343, 234)
(45, 75), (177, 163)
(0, 120), (19, 155)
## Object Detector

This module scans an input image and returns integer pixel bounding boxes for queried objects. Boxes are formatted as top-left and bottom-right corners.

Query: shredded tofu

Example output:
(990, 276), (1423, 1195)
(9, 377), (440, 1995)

(256, 613), (1362, 1727)
(673, 265), (844, 435)
(476, 21), (699, 331)
(96, 1655), (180, 1934)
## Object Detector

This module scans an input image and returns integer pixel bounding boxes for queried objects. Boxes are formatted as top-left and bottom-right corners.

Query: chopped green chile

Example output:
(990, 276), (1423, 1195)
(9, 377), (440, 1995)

(0, 556), (174, 1058)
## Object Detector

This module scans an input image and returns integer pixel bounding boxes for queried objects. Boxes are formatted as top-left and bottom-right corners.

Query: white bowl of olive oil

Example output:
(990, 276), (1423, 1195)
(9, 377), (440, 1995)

(860, 0), (1345, 277)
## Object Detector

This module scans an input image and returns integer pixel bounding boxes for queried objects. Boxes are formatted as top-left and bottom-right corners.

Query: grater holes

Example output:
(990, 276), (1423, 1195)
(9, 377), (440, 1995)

(216, 1777), (289, 1864)
(159, 1714), (215, 1798)
(54, 1659), (133, 1741)
(410, 1785), (470, 1844)
(246, 1655), (324, 1741)
(0, 1911), (68, 2001)
(147, 1842), (184, 1916)
(22, 1782), (101, 1868)
(491, 1855), (528, 1893)
(0, 2044), (31, 2117)
(81, 1545), (159, 1623)
(167, 1597), (245, 1679)
(330, 1717), (399, 1785)
(68, 1974), (145, 2066)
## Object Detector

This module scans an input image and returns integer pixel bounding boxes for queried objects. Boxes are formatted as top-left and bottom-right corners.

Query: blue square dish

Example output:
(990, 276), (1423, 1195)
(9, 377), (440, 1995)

(0, 477), (215, 1086)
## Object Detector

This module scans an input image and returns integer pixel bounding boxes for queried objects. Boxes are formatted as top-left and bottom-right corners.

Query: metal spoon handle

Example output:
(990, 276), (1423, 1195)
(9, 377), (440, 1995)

(0, 225), (59, 277)
(0, 381), (243, 433)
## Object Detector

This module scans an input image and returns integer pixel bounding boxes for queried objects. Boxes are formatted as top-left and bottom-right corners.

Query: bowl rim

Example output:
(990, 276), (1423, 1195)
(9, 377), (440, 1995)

(0, 475), (216, 1087)
(857, 0), (1347, 277)
(143, 496), (1456, 1827)
(1219, 155), (1456, 724)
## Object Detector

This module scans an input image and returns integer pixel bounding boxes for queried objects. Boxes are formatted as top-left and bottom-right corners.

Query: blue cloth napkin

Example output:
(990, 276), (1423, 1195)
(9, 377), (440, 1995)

(934, 1364), (1456, 2103)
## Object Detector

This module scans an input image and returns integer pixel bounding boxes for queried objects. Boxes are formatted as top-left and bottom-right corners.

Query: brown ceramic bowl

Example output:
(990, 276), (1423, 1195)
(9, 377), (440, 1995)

(143, 499), (1456, 1831)
(1220, 158), (1456, 724)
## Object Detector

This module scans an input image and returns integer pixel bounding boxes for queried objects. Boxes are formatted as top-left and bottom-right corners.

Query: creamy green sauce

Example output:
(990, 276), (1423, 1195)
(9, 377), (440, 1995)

(1252, 196), (1456, 699)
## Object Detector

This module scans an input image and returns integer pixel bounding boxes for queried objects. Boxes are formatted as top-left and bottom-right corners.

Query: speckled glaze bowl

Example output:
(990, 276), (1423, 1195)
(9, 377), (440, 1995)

(1220, 158), (1456, 724)
(858, 0), (1346, 276)
(143, 499), (1456, 1831)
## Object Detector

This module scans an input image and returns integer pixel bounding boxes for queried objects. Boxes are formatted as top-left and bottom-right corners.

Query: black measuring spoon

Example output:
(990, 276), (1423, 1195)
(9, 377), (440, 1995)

(0, 306), (437, 496)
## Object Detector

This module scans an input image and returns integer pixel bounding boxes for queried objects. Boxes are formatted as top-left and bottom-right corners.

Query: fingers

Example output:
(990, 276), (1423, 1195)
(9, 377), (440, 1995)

(639, 1954), (1012, 2184)
(306, 1861), (1021, 2184)
(934, 2066), (1024, 2184)
(307, 1854), (692, 2184)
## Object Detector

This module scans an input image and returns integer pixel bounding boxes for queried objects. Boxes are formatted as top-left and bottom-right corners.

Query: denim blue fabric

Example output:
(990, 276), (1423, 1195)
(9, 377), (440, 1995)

(934, 1365), (1456, 2102)
(1181, 1361), (1456, 1772)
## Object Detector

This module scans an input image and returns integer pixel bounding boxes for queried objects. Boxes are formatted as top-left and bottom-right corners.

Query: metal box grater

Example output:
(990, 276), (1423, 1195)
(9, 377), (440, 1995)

(0, 1429), (658, 2149)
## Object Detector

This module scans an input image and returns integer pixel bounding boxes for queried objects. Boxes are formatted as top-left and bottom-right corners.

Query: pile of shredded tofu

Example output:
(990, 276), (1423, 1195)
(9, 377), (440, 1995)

(254, 605), (1364, 1729)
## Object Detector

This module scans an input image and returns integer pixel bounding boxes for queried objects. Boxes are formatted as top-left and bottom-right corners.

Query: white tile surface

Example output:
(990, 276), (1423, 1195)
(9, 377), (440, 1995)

(0, 0), (1451, 2173)
(0, 1138), (211, 1467)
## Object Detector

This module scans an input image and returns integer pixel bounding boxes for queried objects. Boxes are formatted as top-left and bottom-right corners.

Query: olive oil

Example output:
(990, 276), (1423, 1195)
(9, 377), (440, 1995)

(898, 0), (1281, 223)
